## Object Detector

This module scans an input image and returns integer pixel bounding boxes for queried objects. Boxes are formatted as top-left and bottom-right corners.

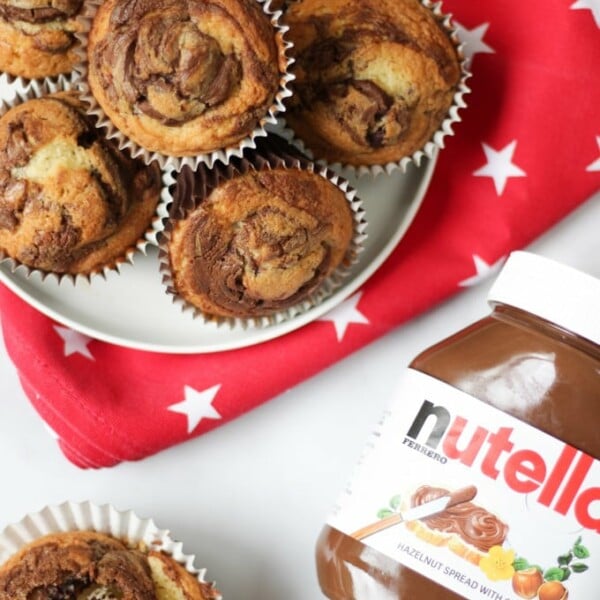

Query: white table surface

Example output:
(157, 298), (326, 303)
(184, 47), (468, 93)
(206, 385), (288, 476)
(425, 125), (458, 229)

(0, 191), (598, 599)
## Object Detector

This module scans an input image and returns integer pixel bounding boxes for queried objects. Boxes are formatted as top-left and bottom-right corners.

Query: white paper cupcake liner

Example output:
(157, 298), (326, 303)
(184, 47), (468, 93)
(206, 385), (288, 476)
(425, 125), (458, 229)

(0, 79), (165, 284)
(73, 0), (295, 172)
(0, 500), (221, 599)
(276, 0), (471, 178)
(0, 71), (78, 96)
(158, 140), (368, 329)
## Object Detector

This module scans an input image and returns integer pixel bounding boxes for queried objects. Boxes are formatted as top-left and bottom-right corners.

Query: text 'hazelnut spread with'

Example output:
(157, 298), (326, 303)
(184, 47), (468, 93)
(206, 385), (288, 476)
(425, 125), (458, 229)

(316, 252), (600, 599)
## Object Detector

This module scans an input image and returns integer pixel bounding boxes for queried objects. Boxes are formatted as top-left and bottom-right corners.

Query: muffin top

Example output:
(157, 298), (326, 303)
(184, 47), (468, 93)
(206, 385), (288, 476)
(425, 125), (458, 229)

(0, 530), (219, 600)
(0, 0), (83, 22)
(0, 0), (84, 78)
(0, 92), (161, 274)
(284, 0), (461, 166)
(167, 160), (355, 319)
(87, 0), (283, 156)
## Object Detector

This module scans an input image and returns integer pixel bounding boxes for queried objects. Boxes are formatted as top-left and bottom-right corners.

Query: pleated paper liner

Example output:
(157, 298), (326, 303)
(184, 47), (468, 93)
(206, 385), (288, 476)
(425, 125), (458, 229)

(0, 79), (166, 285)
(158, 135), (368, 329)
(0, 72), (78, 98)
(73, 0), (295, 172)
(276, 0), (471, 178)
(0, 501), (221, 599)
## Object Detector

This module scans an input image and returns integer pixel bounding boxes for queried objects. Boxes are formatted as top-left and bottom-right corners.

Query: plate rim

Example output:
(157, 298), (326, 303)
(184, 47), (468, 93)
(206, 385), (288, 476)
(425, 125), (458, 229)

(0, 154), (437, 354)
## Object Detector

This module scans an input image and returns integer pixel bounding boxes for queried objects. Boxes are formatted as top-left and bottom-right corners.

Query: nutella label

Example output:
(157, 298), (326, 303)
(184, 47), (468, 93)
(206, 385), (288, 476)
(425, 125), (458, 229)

(328, 369), (599, 600)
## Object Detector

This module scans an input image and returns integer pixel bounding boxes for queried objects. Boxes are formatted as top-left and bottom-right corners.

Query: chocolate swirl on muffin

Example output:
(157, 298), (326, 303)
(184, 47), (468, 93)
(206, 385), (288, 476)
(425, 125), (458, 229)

(284, 0), (461, 166)
(0, 531), (220, 600)
(87, 0), (283, 156)
(0, 0), (84, 78)
(410, 486), (508, 553)
(165, 149), (356, 319)
(0, 531), (155, 600)
(0, 92), (161, 275)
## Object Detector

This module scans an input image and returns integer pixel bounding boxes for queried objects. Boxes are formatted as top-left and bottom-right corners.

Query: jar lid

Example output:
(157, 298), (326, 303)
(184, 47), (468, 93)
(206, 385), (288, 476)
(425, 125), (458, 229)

(487, 251), (600, 347)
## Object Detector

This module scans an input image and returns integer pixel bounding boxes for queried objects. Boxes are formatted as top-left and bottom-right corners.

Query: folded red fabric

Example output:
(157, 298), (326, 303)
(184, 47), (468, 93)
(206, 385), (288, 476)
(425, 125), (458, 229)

(1, 1), (599, 468)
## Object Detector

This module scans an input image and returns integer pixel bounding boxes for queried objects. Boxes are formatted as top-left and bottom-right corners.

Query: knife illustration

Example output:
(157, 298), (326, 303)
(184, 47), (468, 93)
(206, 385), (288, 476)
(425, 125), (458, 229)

(351, 485), (477, 541)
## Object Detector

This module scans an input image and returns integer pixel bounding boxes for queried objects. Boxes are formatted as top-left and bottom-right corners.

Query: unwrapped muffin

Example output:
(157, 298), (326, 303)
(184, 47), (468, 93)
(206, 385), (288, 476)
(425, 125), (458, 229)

(0, 91), (161, 276)
(84, 0), (287, 160)
(161, 138), (364, 322)
(283, 0), (463, 167)
(0, 0), (84, 79)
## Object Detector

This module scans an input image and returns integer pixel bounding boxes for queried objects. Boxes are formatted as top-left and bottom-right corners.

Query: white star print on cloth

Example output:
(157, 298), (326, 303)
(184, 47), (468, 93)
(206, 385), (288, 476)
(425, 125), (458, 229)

(53, 326), (94, 360)
(318, 292), (369, 342)
(473, 141), (527, 196)
(454, 22), (495, 64)
(168, 384), (222, 434)
(459, 255), (506, 288)
(571, 0), (600, 28)
(586, 136), (600, 172)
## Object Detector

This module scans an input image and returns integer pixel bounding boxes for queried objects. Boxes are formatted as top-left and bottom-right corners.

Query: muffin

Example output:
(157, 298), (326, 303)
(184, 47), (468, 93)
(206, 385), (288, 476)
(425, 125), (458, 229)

(0, 91), (161, 276)
(162, 138), (362, 321)
(283, 0), (462, 167)
(0, 525), (220, 599)
(85, 0), (286, 159)
(0, 0), (84, 79)
(0, 531), (218, 599)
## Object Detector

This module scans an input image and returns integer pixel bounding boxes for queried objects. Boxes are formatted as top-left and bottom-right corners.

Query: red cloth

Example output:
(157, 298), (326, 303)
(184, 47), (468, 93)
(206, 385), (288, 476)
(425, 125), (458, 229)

(1, 1), (599, 468)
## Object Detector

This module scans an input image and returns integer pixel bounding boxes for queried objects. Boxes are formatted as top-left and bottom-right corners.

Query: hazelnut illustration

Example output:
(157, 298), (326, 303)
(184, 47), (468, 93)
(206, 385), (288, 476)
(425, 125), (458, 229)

(537, 581), (568, 600)
(512, 568), (544, 599)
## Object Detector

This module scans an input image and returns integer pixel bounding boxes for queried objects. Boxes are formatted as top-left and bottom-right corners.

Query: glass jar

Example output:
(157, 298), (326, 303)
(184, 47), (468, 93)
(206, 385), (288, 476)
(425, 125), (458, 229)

(316, 252), (600, 599)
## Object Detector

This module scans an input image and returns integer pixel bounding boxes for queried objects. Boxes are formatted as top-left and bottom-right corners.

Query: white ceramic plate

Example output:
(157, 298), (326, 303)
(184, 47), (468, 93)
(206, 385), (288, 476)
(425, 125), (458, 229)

(0, 75), (437, 353)
(0, 156), (436, 353)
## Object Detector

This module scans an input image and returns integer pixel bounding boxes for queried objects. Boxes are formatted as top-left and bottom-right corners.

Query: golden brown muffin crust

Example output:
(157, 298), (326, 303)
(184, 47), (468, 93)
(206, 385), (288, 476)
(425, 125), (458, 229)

(168, 163), (354, 318)
(0, 0), (83, 78)
(0, 92), (161, 275)
(0, 531), (220, 600)
(284, 0), (461, 166)
(0, 531), (155, 600)
(147, 551), (219, 600)
(87, 0), (283, 156)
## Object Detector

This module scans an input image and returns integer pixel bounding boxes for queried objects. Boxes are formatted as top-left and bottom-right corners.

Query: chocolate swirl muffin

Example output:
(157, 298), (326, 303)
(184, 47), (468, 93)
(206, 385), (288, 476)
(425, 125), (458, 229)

(0, 92), (161, 275)
(283, 0), (462, 167)
(0, 531), (220, 599)
(164, 144), (358, 320)
(0, 0), (84, 79)
(86, 0), (284, 157)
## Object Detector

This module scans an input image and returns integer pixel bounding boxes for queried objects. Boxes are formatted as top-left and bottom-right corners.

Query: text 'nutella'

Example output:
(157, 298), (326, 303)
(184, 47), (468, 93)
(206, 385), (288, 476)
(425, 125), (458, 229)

(406, 399), (599, 532)
(316, 252), (600, 600)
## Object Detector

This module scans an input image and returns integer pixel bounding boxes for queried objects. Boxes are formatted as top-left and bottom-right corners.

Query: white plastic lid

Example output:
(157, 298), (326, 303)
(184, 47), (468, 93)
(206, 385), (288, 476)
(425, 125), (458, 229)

(487, 251), (600, 347)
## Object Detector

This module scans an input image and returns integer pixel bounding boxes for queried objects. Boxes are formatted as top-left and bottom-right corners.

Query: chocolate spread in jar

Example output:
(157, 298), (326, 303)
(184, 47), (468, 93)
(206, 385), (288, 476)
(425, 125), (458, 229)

(316, 252), (600, 599)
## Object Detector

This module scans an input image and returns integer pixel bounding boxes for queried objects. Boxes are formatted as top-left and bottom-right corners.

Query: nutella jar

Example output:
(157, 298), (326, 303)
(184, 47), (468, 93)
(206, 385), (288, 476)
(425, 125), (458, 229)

(316, 251), (600, 599)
